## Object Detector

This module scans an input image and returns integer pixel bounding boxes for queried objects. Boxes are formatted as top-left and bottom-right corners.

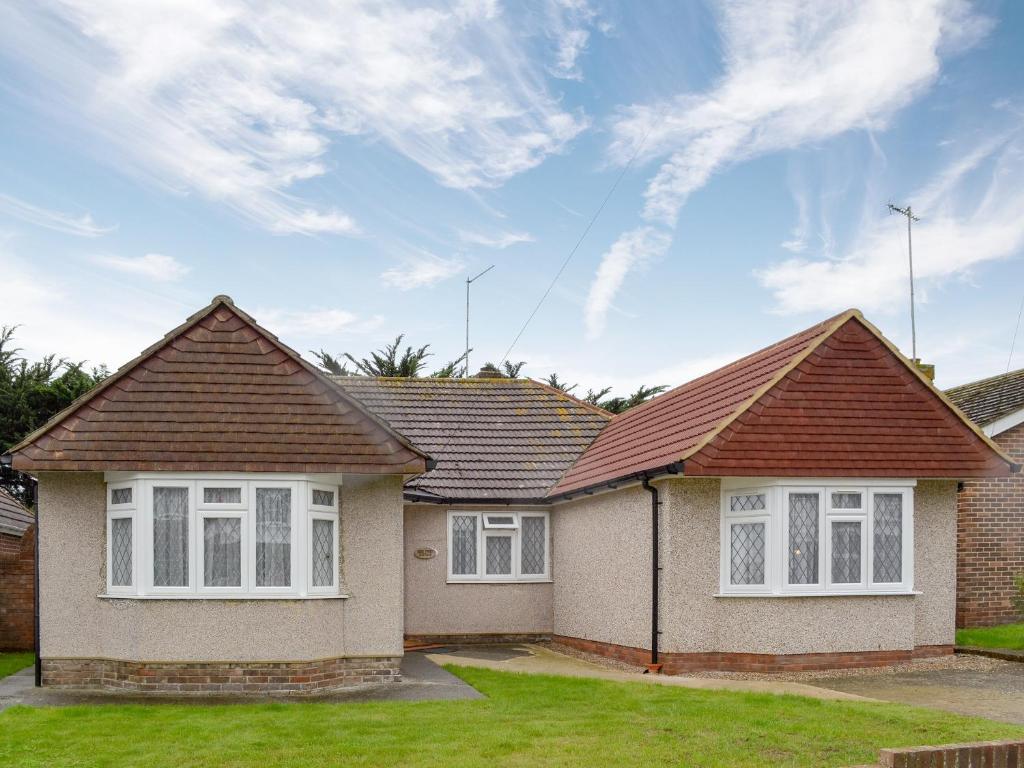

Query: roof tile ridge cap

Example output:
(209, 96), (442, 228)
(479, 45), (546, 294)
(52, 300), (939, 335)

(525, 378), (614, 419)
(946, 366), (1024, 396)
(4, 296), (232, 457)
(852, 312), (1020, 473)
(677, 308), (862, 465)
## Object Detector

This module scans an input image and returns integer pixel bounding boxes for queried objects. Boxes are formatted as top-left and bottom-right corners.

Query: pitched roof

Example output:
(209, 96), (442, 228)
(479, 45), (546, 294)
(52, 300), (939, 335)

(333, 377), (611, 502)
(0, 488), (34, 537)
(551, 310), (1017, 496)
(8, 297), (428, 474)
(946, 368), (1024, 428)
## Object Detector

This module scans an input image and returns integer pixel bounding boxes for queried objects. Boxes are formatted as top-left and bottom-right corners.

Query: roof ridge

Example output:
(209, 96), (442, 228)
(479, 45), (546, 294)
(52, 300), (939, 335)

(946, 366), (1024, 395)
(526, 378), (614, 418)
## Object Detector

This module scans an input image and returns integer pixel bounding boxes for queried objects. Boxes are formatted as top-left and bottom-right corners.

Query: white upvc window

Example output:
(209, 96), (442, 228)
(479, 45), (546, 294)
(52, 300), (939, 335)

(103, 474), (344, 599)
(447, 510), (550, 583)
(720, 480), (915, 597)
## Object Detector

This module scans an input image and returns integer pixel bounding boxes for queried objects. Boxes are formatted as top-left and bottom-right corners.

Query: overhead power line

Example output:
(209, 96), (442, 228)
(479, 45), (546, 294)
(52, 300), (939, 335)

(1008, 292), (1024, 373)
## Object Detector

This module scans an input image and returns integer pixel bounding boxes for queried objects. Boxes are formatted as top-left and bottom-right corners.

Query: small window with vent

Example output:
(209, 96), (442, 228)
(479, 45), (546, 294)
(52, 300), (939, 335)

(483, 514), (517, 529)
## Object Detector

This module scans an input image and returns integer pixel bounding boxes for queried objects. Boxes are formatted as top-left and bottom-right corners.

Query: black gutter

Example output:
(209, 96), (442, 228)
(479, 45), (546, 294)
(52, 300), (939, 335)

(32, 478), (40, 687)
(545, 461), (684, 503)
(641, 476), (662, 670)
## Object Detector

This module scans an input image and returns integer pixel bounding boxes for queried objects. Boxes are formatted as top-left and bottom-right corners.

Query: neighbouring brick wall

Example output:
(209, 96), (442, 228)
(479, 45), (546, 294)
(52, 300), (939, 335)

(957, 421), (1024, 627)
(42, 655), (401, 693)
(876, 739), (1023, 767)
(0, 532), (23, 557)
(0, 525), (35, 651)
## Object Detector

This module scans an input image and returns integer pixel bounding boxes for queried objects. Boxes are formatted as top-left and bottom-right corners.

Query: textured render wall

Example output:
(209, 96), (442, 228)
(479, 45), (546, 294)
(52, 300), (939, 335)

(403, 506), (552, 637)
(659, 478), (955, 655)
(38, 472), (405, 661)
(552, 485), (651, 649)
(957, 421), (1024, 627)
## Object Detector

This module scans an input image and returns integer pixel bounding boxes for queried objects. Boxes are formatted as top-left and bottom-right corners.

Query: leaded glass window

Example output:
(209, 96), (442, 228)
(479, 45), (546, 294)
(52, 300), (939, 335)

(255, 488), (291, 587)
(203, 487), (241, 505)
(312, 489), (335, 508)
(203, 517), (241, 587)
(111, 487), (133, 506)
(110, 517), (132, 587)
(730, 494), (766, 512)
(153, 486), (189, 587)
(485, 535), (512, 576)
(831, 521), (862, 584)
(831, 492), (862, 510)
(311, 518), (335, 587)
(788, 493), (819, 585)
(451, 515), (477, 575)
(520, 516), (546, 575)
(873, 494), (903, 583)
(730, 522), (766, 585)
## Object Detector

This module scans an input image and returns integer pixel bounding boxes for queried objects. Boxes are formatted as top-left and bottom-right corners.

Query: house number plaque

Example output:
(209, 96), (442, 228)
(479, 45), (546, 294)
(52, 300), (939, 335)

(414, 548), (437, 560)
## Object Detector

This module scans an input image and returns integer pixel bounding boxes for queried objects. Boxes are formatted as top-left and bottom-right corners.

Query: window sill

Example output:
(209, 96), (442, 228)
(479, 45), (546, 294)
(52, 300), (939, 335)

(715, 590), (921, 598)
(445, 579), (553, 585)
(98, 593), (350, 601)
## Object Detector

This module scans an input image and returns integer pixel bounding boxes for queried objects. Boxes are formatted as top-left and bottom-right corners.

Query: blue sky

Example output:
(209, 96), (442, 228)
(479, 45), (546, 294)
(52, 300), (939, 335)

(1, 0), (1022, 393)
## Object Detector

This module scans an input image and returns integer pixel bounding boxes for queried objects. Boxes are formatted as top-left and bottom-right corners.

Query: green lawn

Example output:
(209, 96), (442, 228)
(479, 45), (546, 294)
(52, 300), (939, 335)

(0, 667), (1020, 768)
(0, 653), (33, 680)
(957, 622), (1024, 650)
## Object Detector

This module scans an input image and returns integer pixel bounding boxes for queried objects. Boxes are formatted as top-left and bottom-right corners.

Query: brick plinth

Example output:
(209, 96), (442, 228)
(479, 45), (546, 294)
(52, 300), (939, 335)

(957, 421), (1024, 627)
(404, 633), (550, 646)
(877, 739), (1023, 768)
(553, 635), (953, 673)
(42, 656), (401, 693)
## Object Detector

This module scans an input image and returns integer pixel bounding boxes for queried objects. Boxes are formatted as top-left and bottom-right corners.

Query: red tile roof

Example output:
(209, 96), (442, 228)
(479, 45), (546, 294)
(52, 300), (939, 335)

(8, 297), (428, 474)
(550, 310), (1017, 496)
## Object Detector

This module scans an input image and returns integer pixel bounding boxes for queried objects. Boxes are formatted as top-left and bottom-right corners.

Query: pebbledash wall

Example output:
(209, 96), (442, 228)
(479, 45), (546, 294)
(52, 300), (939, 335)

(957, 420), (1024, 627)
(552, 477), (957, 672)
(38, 472), (405, 692)
(402, 505), (552, 643)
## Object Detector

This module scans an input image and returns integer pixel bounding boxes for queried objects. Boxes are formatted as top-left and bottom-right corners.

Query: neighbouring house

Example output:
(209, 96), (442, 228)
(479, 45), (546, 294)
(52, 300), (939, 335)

(3, 296), (1017, 692)
(0, 487), (36, 651)
(947, 369), (1024, 627)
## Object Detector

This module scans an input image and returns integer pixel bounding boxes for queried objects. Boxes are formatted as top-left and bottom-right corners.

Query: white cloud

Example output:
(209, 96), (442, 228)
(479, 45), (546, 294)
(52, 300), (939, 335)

(458, 229), (534, 249)
(0, 193), (115, 237)
(544, 0), (599, 81)
(381, 255), (465, 291)
(3, 1), (586, 233)
(584, 226), (670, 338)
(256, 307), (380, 337)
(584, 0), (990, 336)
(757, 132), (1024, 315)
(91, 253), (191, 282)
(780, 184), (811, 253)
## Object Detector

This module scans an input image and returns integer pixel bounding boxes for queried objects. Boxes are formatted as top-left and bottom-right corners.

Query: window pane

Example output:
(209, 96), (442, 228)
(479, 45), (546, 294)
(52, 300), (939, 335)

(312, 489), (335, 508)
(520, 517), (546, 575)
(111, 517), (132, 587)
(111, 487), (132, 505)
(255, 488), (291, 587)
(451, 515), (477, 575)
(203, 518), (241, 587)
(873, 494), (903, 583)
(832, 492), (862, 509)
(730, 522), (765, 585)
(153, 486), (189, 587)
(485, 536), (512, 576)
(831, 521), (862, 583)
(203, 487), (241, 504)
(311, 518), (335, 587)
(730, 494), (765, 512)
(788, 493), (819, 585)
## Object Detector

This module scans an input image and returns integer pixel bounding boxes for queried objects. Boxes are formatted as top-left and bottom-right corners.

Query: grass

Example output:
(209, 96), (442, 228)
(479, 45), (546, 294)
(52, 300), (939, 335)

(0, 667), (1020, 768)
(0, 653), (33, 680)
(957, 622), (1024, 650)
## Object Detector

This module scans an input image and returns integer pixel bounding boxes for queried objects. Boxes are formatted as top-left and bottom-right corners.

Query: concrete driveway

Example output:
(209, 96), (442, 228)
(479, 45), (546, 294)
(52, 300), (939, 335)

(805, 659), (1024, 725)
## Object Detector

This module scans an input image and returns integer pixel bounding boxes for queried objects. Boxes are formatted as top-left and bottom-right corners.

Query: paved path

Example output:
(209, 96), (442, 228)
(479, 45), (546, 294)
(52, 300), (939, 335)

(425, 644), (871, 702)
(0, 653), (481, 711)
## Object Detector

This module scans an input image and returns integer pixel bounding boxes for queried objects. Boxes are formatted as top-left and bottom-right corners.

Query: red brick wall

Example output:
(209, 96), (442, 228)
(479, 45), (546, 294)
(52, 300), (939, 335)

(957, 420), (1024, 627)
(0, 525), (35, 651)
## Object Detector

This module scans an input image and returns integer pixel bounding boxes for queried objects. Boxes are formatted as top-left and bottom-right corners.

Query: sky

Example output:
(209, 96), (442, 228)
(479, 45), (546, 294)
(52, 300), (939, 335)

(1, 0), (1022, 394)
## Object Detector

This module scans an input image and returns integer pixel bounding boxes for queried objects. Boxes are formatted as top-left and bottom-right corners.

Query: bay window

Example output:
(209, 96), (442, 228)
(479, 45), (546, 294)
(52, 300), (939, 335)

(720, 481), (913, 596)
(104, 475), (341, 599)
(447, 511), (550, 582)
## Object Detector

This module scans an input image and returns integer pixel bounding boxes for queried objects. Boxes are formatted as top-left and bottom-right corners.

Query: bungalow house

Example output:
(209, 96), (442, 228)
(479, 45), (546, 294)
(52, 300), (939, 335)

(946, 369), (1024, 627)
(3, 296), (1017, 692)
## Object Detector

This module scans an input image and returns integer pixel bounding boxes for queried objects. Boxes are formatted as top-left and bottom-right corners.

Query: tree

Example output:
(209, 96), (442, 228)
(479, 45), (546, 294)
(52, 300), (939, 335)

(590, 384), (668, 414)
(311, 335), (468, 378)
(542, 372), (577, 394)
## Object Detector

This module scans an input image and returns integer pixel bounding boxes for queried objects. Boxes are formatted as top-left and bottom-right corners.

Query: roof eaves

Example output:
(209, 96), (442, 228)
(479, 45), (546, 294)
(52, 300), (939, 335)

(546, 461), (685, 502)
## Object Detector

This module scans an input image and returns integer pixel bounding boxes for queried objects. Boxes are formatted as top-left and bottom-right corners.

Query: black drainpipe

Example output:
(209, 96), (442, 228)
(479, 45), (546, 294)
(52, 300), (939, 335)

(32, 477), (40, 687)
(641, 477), (661, 671)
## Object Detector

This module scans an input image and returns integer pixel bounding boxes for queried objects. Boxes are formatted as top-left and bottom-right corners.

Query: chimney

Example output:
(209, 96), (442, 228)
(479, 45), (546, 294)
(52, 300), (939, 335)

(474, 364), (504, 378)
(913, 360), (935, 381)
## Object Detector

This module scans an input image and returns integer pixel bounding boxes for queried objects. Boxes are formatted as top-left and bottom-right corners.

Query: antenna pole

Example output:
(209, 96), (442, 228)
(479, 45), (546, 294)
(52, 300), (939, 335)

(464, 265), (494, 377)
(888, 203), (920, 361)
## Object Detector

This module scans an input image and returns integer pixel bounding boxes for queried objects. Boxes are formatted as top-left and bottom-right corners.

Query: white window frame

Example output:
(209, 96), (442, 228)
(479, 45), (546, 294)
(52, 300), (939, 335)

(101, 474), (345, 600)
(719, 479), (915, 597)
(447, 510), (550, 583)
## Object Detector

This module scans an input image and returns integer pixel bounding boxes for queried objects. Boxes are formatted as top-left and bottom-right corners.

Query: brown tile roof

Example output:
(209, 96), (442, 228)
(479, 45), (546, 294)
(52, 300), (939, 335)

(8, 297), (428, 474)
(333, 377), (611, 502)
(0, 488), (34, 537)
(946, 368), (1024, 428)
(551, 310), (1017, 497)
